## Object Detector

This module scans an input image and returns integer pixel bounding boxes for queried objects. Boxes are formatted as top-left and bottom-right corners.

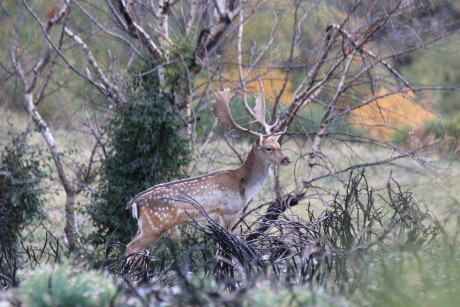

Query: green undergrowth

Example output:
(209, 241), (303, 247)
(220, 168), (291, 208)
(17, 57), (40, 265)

(20, 264), (118, 307)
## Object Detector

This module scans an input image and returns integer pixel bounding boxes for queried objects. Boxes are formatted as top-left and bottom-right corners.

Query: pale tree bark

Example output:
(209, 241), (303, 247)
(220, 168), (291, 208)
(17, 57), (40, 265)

(10, 0), (101, 251)
(10, 1), (80, 249)
(156, 0), (170, 88)
(185, 0), (199, 35)
(112, 0), (243, 134)
(114, 0), (164, 59)
(64, 27), (125, 104)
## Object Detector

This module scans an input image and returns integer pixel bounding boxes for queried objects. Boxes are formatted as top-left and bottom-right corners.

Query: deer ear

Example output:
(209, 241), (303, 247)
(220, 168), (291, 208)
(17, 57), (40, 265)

(254, 136), (263, 149)
(258, 135), (264, 147)
(273, 134), (281, 142)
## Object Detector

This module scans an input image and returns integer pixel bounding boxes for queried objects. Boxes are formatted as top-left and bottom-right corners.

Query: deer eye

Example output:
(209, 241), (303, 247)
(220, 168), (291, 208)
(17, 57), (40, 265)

(265, 147), (273, 152)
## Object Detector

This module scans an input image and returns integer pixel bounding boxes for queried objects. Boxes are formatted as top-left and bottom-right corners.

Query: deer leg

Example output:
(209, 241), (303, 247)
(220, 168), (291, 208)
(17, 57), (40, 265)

(213, 214), (226, 229)
(168, 225), (182, 242)
(125, 229), (165, 257)
(221, 215), (239, 232)
(125, 234), (152, 256)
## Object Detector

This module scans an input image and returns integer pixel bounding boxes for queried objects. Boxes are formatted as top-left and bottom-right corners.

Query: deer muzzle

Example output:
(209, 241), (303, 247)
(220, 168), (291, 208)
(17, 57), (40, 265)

(281, 156), (291, 166)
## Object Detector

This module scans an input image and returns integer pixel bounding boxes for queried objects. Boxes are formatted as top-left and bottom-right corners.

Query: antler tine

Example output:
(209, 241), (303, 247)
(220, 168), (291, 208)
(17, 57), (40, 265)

(268, 118), (279, 131)
(271, 126), (288, 142)
(213, 88), (287, 144)
(213, 88), (262, 139)
(272, 126), (287, 136)
(252, 88), (274, 135)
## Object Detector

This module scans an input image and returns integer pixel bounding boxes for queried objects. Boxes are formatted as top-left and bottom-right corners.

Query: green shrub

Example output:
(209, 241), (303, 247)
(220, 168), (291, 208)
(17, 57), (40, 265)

(0, 129), (49, 289)
(88, 64), (191, 245)
(0, 129), (48, 244)
(247, 286), (319, 306)
(20, 265), (117, 307)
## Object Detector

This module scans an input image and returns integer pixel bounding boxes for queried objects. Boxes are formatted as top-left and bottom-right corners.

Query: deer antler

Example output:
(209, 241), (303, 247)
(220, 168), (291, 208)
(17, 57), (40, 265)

(213, 89), (263, 139)
(253, 90), (279, 135)
(213, 88), (286, 144)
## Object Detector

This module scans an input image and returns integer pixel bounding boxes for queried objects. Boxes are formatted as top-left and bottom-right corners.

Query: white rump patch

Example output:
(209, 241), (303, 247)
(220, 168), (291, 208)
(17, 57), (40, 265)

(131, 202), (138, 220)
(137, 216), (143, 235)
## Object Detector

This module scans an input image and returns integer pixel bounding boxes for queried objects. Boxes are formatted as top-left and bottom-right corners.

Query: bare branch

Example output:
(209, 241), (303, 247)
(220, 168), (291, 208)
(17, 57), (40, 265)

(329, 23), (415, 92)
(294, 51), (356, 196)
(64, 26), (125, 103)
(279, 25), (337, 132)
(73, 0), (143, 59)
(185, 0), (199, 35)
(20, 0), (123, 104)
(18, 0), (69, 93)
(115, 0), (163, 59)
(191, 1), (242, 74)
(271, 1), (303, 123)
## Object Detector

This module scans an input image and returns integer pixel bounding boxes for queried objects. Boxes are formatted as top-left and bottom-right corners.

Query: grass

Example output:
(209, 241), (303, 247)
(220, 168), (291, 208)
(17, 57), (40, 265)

(3, 102), (457, 235)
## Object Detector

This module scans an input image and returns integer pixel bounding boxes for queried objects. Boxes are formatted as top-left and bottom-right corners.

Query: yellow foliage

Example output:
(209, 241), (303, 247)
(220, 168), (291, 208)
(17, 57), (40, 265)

(220, 68), (294, 104)
(353, 89), (437, 140)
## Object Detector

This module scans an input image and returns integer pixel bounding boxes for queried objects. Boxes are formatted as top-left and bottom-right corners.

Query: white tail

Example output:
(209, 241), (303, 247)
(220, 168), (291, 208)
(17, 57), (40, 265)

(125, 88), (290, 256)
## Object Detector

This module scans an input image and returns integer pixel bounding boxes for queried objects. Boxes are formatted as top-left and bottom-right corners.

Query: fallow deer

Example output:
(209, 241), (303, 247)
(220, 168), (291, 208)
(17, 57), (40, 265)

(125, 88), (290, 256)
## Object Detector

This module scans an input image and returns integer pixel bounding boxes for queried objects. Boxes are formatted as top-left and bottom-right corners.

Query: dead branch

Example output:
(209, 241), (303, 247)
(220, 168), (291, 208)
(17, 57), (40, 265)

(64, 26), (125, 103)
(115, 0), (163, 59)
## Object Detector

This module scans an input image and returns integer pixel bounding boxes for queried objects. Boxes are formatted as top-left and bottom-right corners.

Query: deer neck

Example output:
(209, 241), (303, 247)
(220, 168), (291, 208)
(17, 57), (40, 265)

(237, 145), (271, 202)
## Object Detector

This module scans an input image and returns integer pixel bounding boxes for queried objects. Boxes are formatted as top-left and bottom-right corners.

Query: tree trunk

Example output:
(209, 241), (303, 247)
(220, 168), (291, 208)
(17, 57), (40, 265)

(63, 193), (78, 251)
(24, 92), (80, 252)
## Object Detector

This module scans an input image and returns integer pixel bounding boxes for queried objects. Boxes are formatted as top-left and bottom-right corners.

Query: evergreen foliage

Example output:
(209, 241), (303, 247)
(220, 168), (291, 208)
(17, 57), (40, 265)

(0, 130), (47, 245)
(0, 130), (48, 289)
(89, 66), (191, 245)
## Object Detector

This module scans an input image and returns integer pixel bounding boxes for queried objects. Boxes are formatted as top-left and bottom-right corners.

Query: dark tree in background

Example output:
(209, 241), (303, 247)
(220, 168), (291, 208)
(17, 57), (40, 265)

(89, 65), (191, 244)
(0, 130), (48, 288)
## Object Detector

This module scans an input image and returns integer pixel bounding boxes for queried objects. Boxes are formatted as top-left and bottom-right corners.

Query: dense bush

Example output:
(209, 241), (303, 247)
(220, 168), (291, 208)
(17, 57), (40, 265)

(0, 130), (48, 242)
(0, 130), (48, 289)
(89, 66), (191, 245)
